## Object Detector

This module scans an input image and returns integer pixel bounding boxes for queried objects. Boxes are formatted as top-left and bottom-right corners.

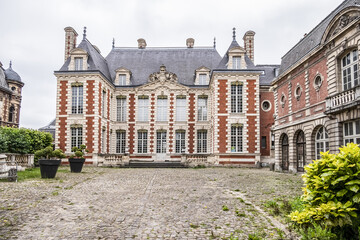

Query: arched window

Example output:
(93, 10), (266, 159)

(342, 49), (359, 91)
(281, 134), (289, 171)
(296, 131), (306, 172)
(315, 127), (329, 160)
(8, 106), (15, 122)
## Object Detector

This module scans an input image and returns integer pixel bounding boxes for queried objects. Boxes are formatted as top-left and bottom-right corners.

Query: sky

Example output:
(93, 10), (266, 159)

(0, 0), (343, 129)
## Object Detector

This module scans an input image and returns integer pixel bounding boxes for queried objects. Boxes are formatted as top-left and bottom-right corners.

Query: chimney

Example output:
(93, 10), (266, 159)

(186, 38), (194, 48)
(64, 27), (78, 62)
(243, 30), (255, 63)
(137, 38), (147, 49)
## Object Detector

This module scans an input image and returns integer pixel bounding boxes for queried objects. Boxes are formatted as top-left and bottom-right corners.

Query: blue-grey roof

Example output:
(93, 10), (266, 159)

(255, 65), (280, 86)
(59, 38), (111, 80)
(279, 0), (360, 75)
(0, 65), (10, 91)
(217, 39), (255, 69)
(105, 47), (222, 85)
(5, 64), (22, 82)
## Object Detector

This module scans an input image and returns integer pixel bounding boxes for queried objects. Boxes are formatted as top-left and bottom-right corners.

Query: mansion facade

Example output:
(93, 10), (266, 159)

(273, 0), (360, 172)
(55, 27), (277, 165)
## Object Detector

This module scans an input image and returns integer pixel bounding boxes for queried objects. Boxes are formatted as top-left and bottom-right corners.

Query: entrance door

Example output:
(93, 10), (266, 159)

(156, 131), (167, 161)
(281, 135), (289, 171)
(296, 131), (306, 172)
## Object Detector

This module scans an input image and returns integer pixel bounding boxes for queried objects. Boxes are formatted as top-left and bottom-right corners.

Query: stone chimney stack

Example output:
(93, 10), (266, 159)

(137, 38), (147, 49)
(243, 30), (255, 63)
(186, 38), (194, 48)
(64, 27), (78, 62)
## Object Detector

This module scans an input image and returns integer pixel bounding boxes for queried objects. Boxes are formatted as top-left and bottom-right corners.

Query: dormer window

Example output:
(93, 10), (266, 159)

(233, 56), (241, 69)
(195, 67), (210, 85)
(199, 74), (207, 85)
(119, 74), (126, 86)
(115, 67), (131, 86)
(75, 57), (83, 70)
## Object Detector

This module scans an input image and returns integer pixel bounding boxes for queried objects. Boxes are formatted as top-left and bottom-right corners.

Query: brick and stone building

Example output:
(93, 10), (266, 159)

(55, 27), (278, 166)
(272, 0), (360, 172)
(0, 61), (24, 128)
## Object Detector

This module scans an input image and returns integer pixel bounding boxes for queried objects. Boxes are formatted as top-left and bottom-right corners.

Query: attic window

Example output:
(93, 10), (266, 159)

(75, 57), (83, 70)
(119, 74), (126, 85)
(199, 74), (207, 85)
(233, 56), (241, 69)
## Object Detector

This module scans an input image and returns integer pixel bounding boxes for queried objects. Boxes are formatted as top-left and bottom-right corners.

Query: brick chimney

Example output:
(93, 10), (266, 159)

(186, 38), (194, 48)
(137, 38), (147, 49)
(64, 27), (78, 62)
(243, 30), (255, 63)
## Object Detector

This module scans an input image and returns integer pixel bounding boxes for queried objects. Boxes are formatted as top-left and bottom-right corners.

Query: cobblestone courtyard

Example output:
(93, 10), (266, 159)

(0, 167), (303, 239)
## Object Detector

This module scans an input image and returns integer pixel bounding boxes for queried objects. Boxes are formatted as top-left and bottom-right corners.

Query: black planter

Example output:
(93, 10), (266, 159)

(38, 159), (61, 178)
(69, 158), (85, 173)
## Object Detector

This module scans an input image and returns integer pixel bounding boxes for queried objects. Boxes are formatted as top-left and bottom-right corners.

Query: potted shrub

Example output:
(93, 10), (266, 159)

(35, 146), (66, 178)
(68, 145), (88, 173)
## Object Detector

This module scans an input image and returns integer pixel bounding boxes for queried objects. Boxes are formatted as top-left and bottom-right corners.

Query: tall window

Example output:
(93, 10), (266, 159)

(156, 131), (167, 153)
(261, 136), (267, 149)
(75, 57), (83, 70)
(72, 86), (83, 114)
(175, 130), (186, 153)
(138, 96), (149, 121)
(176, 97), (186, 121)
(102, 128), (106, 153)
(119, 74), (126, 86)
(8, 106), (14, 122)
(71, 127), (82, 149)
(231, 125), (243, 152)
(199, 74), (207, 85)
(231, 83), (243, 113)
(342, 50), (359, 91)
(315, 127), (329, 160)
(198, 96), (207, 121)
(157, 97), (168, 121)
(138, 131), (148, 153)
(116, 97), (126, 122)
(296, 131), (306, 172)
(281, 135), (289, 171)
(197, 130), (207, 153)
(102, 91), (107, 118)
(344, 120), (360, 145)
(116, 131), (126, 154)
(233, 56), (241, 69)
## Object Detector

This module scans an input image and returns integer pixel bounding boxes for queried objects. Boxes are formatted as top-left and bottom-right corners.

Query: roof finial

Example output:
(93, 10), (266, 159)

(83, 26), (87, 40)
(213, 37), (216, 49)
(233, 27), (236, 41)
(9, 61), (12, 69)
(112, 38), (115, 49)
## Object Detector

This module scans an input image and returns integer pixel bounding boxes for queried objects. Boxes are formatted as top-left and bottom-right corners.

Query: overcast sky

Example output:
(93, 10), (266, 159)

(0, 0), (343, 129)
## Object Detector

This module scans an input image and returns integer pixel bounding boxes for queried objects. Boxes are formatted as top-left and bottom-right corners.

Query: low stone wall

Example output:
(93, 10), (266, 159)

(5, 153), (34, 168)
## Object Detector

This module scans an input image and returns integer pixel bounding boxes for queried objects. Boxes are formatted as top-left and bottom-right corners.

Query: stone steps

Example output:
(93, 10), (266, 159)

(126, 161), (185, 168)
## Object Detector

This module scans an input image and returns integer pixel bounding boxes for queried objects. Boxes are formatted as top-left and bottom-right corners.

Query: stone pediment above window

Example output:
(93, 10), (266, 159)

(195, 66), (210, 85)
(148, 65), (178, 84)
(115, 67), (132, 86)
(68, 48), (88, 71)
(227, 46), (246, 70)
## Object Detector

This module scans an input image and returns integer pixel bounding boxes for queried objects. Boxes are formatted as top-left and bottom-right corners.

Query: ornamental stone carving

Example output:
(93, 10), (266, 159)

(148, 65), (178, 84)
(330, 12), (360, 38)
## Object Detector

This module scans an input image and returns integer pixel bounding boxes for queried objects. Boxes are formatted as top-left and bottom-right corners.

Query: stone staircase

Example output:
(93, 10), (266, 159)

(126, 160), (185, 168)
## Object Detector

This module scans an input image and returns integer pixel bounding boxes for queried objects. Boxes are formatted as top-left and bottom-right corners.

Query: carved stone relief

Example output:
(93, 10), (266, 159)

(148, 65), (178, 84)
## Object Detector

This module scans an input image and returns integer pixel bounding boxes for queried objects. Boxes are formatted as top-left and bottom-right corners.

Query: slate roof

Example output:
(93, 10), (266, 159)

(0, 65), (10, 91)
(105, 47), (222, 86)
(4, 64), (22, 82)
(255, 65), (280, 86)
(279, 0), (360, 75)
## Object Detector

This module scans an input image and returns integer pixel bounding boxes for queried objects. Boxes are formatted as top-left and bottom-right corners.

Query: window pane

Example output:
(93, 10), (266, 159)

(157, 98), (167, 121)
(199, 74), (207, 85)
(176, 98), (186, 121)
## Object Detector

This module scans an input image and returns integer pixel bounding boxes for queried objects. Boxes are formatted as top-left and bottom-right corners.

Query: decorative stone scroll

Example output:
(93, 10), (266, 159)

(328, 12), (360, 39)
(148, 65), (178, 84)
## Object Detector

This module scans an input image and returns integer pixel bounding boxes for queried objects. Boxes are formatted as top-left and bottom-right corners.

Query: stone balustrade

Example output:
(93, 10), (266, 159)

(326, 86), (360, 114)
(5, 153), (34, 168)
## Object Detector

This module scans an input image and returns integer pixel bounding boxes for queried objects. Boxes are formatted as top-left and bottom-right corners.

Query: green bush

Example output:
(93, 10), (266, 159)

(290, 143), (360, 239)
(0, 127), (52, 154)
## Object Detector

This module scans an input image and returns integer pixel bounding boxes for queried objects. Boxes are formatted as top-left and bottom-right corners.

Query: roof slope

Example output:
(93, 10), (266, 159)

(255, 65), (280, 86)
(279, 0), (360, 75)
(105, 47), (222, 86)
(0, 66), (9, 91)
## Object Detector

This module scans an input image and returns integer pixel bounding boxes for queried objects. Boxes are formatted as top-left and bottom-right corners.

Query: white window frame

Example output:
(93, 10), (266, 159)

(197, 130), (207, 153)
(119, 74), (126, 86)
(138, 131), (148, 153)
(138, 97), (149, 121)
(156, 131), (167, 153)
(71, 127), (83, 149)
(231, 126), (243, 152)
(116, 97), (127, 122)
(157, 98), (168, 121)
(344, 120), (360, 145)
(71, 86), (83, 114)
(199, 74), (207, 85)
(176, 97), (186, 121)
(116, 131), (126, 154)
(198, 97), (208, 121)
(342, 50), (359, 91)
(315, 126), (329, 160)
(175, 131), (186, 153)
(233, 56), (241, 69)
(75, 57), (83, 70)
(231, 84), (243, 113)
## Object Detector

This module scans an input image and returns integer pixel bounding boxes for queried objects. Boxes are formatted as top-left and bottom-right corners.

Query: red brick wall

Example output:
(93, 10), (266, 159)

(128, 94), (136, 153)
(291, 72), (306, 112)
(188, 93), (195, 153)
(98, 83), (102, 153)
(217, 79), (228, 153)
(58, 117), (67, 151)
(128, 124), (135, 154)
(260, 91), (274, 156)
(86, 80), (95, 114)
(86, 117), (94, 152)
(107, 89), (110, 153)
(277, 83), (289, 118)
(58, 80), (68, 151)
(309, 57), (328, 105)
(188, 123), (195, 153)
(218, 80), (228, 114)
(59, 81), (68, 115)
(218, 116), (228, 153)
(98, 118), (101, 153)
(150, 94), (155, 153)
(169, 93), (174, 153)
(247, 79), (257, 153)
(188, 93), (195, 122)
(128, 94), (135, 122)
(247, 80), (256, 113)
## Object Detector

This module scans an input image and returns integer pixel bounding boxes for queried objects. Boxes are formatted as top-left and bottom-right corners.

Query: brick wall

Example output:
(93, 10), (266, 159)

(247, 79), (257, 153)
(217, 79), (228, 153)
(260, 90), (274, 156)
(188, 93), (196, 153)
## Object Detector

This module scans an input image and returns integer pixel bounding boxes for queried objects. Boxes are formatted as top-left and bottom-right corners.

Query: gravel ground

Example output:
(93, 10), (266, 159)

(0, 167), (303, 239)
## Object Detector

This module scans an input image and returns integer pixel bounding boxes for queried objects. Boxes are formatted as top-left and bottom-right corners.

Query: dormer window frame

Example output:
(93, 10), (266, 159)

(227, 46), (246, 70)
(115, 67), (132, 86)
(69, 48), (88, 71)
(195, 67), (210, 85)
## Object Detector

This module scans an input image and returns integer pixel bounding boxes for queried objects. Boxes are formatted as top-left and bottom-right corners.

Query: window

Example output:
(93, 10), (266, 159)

(102, 90), (106, 117)
(233, 56), (241, 69)
(116, 97), (126, 122)
(198, 96), (207, 121)
(71, 127), (83, 149)
(231, 83), (243, 113)
(281, 135), (289, 171)
(295, 85), (302, 101)
(197, 130), (207, 153)
(231, 125), (243, 152)
(261, 136), (267, 149)
(280, 94), (286, 108)
(314, 75), (322, 91)
(116, 131), (126, 154)
(175, 130), (186, 153)
(315, 127), (329, 160)
(262, 101), (271, 111)
(138, 96), (149, 121)
(157, 97), (168, 121)
(156, 131), (167, 153)
(119, 74), (126, 86)
(271, 133), (275, 150)
(8, 106), (14, 122)
(199, 74), (207, 85)
(176, 97), (186, 121)
(342, 50), (359, 91)
(344, 120), (360, 145)
(102, 128), (106, 153)
(296, 131), (306, 172)
(71, 86), (83, 114)
(75, 57), (83, 70)
(138, 131), (148, 153)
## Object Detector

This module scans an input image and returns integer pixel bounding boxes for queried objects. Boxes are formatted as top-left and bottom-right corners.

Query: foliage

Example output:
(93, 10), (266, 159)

(0, 127), (52, 154)
(298, 224), (337, 240)
(17, 168), (41, 181)
(70, 145), (88, 158)
(34, 146), (66, 160)
(290, 143), (360, 239)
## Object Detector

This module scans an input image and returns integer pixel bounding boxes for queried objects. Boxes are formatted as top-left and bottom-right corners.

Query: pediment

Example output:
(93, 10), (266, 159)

(115, 67), (131, 74)
(196, 66), (211, 72)
(70, 48), (87, 55)
(228, 46), (246, 54)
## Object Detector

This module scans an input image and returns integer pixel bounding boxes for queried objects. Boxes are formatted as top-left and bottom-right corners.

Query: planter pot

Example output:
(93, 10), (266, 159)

(69, 158), (85, 173)
(38, 159), (61, 178)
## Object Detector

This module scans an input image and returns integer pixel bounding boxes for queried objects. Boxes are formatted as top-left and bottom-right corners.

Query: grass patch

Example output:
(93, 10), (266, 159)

(222, 205), (229, 211)
(190, 223), (199, 229)
(17, 168), (41, 181)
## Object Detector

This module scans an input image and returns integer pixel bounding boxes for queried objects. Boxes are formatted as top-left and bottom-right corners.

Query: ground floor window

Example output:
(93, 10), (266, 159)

(71, 127), (83, 149)
(281, 134), (289, 170)
(344, 120), (360, 145)
(315, 126), (329, 160)
(175, 130), (185, 153)
(138, 131), (148, 153)
(231, 125), (243, 152)
(102, 128), (106, 153)
(197, 130), (207, 153)
(296, 131), (306, 172)
(156, 131), (167, 153)
(116, 131), (126, 154)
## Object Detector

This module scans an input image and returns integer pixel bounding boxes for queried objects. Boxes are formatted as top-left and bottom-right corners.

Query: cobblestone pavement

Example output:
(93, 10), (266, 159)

(0, 167), (303, 239)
